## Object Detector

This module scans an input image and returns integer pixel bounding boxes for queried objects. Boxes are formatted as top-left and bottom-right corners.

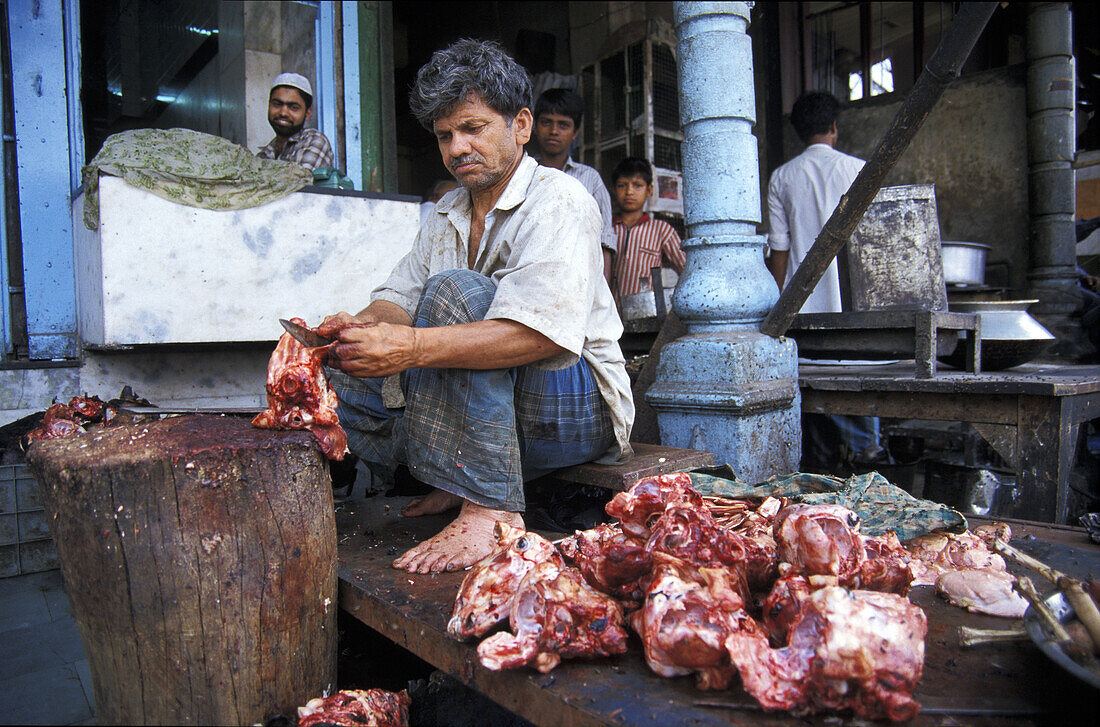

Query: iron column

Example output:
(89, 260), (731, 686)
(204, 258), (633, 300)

(647, 2), (800, 481)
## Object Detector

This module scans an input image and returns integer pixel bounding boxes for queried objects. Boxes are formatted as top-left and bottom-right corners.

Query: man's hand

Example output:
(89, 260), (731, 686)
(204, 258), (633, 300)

(316, 311), (366, 338)
(330, 322), (421, 378)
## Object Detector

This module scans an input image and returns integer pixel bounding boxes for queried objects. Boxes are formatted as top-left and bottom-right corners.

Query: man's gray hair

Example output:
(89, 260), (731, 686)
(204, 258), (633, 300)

(409, 39), (532, 130)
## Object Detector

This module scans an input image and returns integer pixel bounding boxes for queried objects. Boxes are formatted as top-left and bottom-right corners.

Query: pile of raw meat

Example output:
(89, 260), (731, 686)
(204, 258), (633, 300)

(252, 317), (347, 460)
(24, 395), (114, 443)
(449, 472), (1019, 721)
(297, 688), (410, 727)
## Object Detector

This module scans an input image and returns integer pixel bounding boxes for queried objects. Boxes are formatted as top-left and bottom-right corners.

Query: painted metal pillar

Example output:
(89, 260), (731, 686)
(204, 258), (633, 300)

(647, 2), (800, 482)
(344, 1), (396, 194)
(1024, 2), (1082, 355)
(8, 0), (78, 359)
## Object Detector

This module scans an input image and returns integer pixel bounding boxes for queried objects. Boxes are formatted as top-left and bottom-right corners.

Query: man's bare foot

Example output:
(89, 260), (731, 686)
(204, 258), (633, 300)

(393, 501), (524, 574)
(401, 488), (464, 517)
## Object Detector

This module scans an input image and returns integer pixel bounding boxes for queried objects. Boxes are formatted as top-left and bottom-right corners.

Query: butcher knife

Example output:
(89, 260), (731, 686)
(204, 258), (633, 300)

(279, 318), (334, 348)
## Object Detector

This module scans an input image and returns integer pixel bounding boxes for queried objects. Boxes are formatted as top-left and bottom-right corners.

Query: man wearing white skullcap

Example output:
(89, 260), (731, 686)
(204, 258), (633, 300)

(257, 72), (334, 170)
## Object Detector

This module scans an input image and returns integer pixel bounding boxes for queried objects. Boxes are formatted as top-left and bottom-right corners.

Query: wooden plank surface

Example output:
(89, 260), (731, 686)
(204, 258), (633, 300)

(554, 443), (715, 490)
(799, 362), (1100, 396)
(336, 496), (1100, 726)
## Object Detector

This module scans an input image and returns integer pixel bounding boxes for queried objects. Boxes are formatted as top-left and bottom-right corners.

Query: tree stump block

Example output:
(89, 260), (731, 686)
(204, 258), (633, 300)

(25, 415), (337, 725)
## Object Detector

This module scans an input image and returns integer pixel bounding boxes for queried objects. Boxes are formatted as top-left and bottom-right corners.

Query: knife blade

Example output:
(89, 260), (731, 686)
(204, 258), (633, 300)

(279, 318), (334, 348)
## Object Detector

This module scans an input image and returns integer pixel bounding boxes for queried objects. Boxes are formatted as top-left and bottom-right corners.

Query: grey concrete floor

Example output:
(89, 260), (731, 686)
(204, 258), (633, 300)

(0, 569), (95, 725)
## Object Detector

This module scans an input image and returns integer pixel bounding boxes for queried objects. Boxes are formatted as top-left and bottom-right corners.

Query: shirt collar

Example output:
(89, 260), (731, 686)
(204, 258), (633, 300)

(613, 211), (651, 227)
(806, 143), (834, 152)
(435, 153), (537, 215)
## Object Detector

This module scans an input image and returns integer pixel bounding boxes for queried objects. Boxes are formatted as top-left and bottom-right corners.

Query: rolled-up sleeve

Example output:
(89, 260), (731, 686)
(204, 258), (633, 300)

(485, 191), (602, 363)
(371, 227), (432, 318)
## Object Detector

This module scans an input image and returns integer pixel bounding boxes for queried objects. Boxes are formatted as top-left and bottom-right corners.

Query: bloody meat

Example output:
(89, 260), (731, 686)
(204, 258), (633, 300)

(297, 688), (411, 727)
(252, 317), (347, 460)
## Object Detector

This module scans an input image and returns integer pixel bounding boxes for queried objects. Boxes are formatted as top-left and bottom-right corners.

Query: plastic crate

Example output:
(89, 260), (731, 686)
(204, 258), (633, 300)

(0, 463), (58, 577)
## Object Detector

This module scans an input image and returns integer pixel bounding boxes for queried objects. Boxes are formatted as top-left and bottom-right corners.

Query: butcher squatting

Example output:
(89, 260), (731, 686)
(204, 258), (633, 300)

(449, 472), (1021, 722)
(252, 317), (348, 460)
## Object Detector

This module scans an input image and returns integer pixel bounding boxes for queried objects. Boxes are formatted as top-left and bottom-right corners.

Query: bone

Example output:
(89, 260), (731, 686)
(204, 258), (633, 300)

(957, 624), (1028, 648)
(993, 540), (1100, 652)
(1013, 577), (1072, 644)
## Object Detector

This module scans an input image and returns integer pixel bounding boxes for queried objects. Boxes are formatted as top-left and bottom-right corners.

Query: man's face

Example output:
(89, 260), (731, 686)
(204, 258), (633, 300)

(432, 93), (532, 192)
(268, 87), (311, 138)
(614, 175), (651, 213)
(534, 112), (577, 158)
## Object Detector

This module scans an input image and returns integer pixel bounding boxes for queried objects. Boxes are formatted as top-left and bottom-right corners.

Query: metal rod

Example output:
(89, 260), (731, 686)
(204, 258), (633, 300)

(760, 2), (998, 338)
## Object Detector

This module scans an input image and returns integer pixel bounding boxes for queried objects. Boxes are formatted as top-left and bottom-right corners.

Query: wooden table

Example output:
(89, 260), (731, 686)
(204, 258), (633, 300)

(336, 497), (1100, 726)
(799, 362), (1100, 523)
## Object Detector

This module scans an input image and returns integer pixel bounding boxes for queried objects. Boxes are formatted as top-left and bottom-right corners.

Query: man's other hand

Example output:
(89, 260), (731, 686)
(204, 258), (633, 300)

(330, 322), (420, 378)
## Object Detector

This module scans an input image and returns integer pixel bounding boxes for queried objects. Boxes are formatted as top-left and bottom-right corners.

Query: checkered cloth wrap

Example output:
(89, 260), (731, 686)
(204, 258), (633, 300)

(328, 269), (613, 511)
(686, 469), (966, 541)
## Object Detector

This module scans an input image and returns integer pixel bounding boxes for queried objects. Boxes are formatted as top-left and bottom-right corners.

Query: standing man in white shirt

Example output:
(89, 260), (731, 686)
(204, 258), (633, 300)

(765, 91), (880, 472)
(532, 88), (617, 284)
(765, 91), (865, 312)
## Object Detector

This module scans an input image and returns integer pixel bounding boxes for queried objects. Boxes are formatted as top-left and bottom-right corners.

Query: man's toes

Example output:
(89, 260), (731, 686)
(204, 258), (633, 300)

(400, 497), (426, 516)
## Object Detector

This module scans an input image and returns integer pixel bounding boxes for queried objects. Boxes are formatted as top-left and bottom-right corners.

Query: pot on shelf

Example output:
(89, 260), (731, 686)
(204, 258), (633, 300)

(940, 241), (991, 286)
(939, 299), (1055, 370)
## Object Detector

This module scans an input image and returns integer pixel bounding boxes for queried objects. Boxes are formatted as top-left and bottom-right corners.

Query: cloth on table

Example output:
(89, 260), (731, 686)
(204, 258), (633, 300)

(687, 468), (967, 541)
(81, 128), (313, 230)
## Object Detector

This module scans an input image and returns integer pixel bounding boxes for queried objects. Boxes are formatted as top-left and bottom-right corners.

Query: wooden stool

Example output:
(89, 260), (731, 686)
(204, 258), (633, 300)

(553, 443), (715, 492)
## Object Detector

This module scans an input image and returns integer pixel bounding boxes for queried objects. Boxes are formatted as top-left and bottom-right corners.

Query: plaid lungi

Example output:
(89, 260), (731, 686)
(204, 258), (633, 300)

(328, 269), (613, 511)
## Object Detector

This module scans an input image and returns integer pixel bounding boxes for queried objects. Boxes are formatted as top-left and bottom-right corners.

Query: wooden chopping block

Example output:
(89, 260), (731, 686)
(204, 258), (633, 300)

(25, 414), (336, 725)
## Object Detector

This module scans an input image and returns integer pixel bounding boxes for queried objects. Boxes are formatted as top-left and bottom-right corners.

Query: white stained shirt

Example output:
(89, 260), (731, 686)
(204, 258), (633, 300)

(418, 201), (435, 228)
(372, 154), (634, 464)
(767, 143), (865, 314)
(559, 157), (617, 252)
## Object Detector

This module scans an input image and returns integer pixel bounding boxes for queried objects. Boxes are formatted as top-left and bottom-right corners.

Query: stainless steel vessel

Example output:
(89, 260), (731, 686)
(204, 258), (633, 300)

(940, 241), (991, 286)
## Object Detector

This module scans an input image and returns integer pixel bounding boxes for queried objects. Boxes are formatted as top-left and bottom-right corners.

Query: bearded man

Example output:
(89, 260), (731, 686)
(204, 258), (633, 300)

(318, 39), (633, 574)
(257, 72), (334, 171)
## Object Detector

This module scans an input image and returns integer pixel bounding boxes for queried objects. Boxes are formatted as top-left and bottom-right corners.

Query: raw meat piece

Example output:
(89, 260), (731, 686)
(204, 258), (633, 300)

(605, 472), (703, 538)
(24, 403), (85, 443)
(774, 503), (867, 581)
(558, 522), (651, 603)
(762, 575), (813, 644)
(726, 586), (927, 721)
(448, 522), (563, 639)
(935, 568), (1029, 618)
(477, 560), (629, 673)
(297, 688), (411, 727)
(856, 531), (914, 595)
(905, 530), (1009, 586)
(631, 552), (766, 690)
(645, 504), (754, 602)
(773, 504), (914, 595)
(252, 317), (347, 460)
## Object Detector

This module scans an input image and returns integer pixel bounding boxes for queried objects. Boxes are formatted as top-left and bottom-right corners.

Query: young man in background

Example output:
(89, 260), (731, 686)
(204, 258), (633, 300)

(532, 88), (616, 283)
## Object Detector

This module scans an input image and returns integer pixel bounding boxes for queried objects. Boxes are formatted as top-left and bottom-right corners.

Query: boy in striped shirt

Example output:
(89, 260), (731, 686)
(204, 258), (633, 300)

(610, 157), (686, 305)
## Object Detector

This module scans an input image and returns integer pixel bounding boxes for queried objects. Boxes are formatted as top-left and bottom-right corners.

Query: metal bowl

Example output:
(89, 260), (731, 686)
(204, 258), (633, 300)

(939, 300), (1055, 370)
(1024, 590), (1100, 690)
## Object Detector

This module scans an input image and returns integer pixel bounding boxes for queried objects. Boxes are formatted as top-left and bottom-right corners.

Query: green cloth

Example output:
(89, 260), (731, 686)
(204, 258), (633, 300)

(82, 128), (313, 229)
(686, 468), (967, 541)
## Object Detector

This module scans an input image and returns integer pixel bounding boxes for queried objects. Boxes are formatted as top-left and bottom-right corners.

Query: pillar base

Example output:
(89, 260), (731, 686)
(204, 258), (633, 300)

(646, 329), (800, 483)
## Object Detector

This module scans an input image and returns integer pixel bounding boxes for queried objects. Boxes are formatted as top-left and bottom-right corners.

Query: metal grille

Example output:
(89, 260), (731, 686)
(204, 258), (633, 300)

(600, 53), (626, 141)
(581, 66), (596, 142)
(654, 136), (682, 172)
(627, 41), (645, 131)
(652, 43), (679, 132)
(599, 142), (628, 186)
(578, 21), (683, 216)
